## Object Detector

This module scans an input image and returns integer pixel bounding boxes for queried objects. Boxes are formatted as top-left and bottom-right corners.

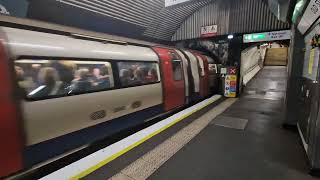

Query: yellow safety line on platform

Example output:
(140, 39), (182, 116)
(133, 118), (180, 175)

(70, 97), (221, 180)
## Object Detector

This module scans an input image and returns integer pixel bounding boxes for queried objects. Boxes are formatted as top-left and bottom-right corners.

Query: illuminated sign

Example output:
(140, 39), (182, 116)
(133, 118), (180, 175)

(165, 0), (191, 7)
(244, 34), (266, 41)
(243, 30), (291, 43)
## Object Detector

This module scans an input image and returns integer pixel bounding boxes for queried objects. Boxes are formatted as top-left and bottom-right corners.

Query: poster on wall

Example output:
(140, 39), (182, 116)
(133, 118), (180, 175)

(298, 0), (320, 34)
(201, 25), (218, 38)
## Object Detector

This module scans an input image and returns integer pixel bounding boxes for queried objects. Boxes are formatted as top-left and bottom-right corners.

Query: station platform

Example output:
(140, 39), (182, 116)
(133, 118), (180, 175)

(40, 66), (315, 180)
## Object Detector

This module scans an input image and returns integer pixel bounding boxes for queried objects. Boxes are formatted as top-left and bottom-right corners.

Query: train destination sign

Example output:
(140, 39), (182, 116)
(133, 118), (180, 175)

(243, 30), (291, 43)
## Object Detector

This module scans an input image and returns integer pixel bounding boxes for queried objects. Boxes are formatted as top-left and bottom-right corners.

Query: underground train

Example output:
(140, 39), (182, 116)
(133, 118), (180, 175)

(0, 26), (219, 177)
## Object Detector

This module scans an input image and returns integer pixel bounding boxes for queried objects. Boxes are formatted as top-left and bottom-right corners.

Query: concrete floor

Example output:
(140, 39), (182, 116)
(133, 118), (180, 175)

(149, 66), (317, 180)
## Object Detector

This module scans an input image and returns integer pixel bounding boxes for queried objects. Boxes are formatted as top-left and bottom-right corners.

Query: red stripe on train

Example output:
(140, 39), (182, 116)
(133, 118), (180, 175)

(0, 40), (23, 177)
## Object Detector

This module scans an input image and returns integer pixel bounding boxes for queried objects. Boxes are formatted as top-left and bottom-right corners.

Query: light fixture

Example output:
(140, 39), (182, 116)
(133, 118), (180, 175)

(228, 34), (234, 39)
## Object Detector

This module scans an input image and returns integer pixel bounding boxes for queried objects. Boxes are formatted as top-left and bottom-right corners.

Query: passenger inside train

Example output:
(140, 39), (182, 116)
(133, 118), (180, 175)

(15, 60), (114, 99)
(15, 60), (160, 100)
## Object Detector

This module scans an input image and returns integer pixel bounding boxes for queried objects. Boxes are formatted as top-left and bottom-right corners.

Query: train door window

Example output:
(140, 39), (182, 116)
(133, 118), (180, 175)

(172, 59), (183, 81)
(117, 61), (160, 87)
(169, 52), (183, 81)
(209, 64), (218, 74)
(14, 59), (114, 100)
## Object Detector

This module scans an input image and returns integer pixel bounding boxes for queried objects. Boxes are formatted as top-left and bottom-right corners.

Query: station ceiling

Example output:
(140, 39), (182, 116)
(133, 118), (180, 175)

(22, 0), (289, 42)
(52, 0), (213, 41)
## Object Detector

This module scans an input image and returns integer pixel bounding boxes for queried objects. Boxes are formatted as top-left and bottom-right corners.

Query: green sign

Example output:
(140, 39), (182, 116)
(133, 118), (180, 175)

(244, 33), (266, 41)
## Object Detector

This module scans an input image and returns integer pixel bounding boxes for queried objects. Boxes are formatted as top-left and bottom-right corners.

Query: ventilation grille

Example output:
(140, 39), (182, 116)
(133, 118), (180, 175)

(90, 110), (106, 120)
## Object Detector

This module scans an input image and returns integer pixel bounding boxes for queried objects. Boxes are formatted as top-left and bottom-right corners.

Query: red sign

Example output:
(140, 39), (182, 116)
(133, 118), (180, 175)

(228, 68), (237, 75)
(201, 25), (218, 38)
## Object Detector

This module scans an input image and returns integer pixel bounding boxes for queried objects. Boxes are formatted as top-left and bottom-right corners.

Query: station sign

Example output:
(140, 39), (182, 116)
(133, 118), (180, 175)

(298, 0), (320, 35)
(165, 0), (191, 7)
(200, 25), (218, 37)
(243, 30), (291, 43)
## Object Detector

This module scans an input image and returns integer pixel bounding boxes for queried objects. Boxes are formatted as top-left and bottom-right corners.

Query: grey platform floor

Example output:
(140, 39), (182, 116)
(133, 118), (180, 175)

(149, 66), (317, 180)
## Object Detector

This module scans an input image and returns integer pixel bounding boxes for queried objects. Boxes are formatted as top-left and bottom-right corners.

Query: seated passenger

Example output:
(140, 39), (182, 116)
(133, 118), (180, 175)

(71, 69), (92, 93)
(95, 65), (111, 89)
(91, 68), (102, 81)
(28, 67), (62, 99)
(146, 68), (158, 82)
(120, 69), (131, 86)
(132, 68), (144, 84)
(30, 64), (42, 87)
(15, 66), (27, 96)
(55, 61), (76, 95)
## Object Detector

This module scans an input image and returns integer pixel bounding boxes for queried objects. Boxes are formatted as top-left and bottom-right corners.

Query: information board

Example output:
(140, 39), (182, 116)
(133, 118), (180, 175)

(243, 30), (291, 43)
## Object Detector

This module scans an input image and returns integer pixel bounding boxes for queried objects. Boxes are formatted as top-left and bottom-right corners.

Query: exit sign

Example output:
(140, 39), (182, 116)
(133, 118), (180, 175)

(244, 34), (266, 41)
(243, 30), (291, 43)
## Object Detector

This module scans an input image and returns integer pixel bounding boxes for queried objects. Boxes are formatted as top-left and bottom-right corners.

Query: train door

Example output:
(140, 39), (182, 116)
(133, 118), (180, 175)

(153, 47), (185, 111)
(206, 56), (219, 95)
(197, 54), (210, 98)
(0, 40), (23, 177)
(191, 52), (209, 98)
(183, 50), (201, 101)
(175, 50), (190, 104)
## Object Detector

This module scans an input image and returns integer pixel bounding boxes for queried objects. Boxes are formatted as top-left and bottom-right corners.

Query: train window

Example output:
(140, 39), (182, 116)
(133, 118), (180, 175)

(117, 61), (160, 87)
(209, 64), (218, 74)
(172, 59), (183, 81)
(15, 59), (114, 100)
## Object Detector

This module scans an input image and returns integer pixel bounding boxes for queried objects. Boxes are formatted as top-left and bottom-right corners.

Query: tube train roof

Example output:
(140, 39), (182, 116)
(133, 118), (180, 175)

(0, 16), (159, 47)
(1, 26), (159, 62)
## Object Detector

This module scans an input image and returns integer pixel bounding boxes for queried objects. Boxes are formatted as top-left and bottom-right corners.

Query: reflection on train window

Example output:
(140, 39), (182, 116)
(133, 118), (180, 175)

(172, 59), (183, 81)
(15, 59), (114, 100)
(118, 62), (160, 87)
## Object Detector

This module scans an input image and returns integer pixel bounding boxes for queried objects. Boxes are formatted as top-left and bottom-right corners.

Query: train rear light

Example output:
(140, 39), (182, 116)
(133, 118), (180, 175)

(0, 39), (23, 178)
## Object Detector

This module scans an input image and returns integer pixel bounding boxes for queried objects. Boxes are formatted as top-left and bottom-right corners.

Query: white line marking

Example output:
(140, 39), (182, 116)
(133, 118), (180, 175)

(297, 123), (308, 153)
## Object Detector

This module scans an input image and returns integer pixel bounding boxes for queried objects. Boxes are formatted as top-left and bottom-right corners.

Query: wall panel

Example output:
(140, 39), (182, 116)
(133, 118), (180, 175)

(172, 0), (290, 41)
